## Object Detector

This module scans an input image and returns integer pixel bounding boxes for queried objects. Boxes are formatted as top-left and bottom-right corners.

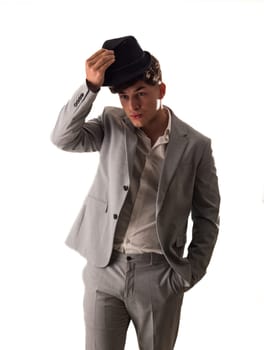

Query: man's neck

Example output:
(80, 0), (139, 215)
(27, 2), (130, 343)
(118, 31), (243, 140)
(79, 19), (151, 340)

(141, 108), (169, 146)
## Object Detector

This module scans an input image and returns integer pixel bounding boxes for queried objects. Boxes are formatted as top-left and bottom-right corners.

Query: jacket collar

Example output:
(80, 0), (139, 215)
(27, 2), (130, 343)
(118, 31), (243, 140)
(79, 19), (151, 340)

(157, 108), (189, 209)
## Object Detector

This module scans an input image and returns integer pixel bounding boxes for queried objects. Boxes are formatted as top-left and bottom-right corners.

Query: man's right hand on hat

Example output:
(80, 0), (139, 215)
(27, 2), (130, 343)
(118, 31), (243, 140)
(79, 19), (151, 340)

(85, 49), (115, 91)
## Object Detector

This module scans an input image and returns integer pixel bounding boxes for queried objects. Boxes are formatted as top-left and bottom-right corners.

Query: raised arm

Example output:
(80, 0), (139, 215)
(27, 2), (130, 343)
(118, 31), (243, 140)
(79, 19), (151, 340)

(51, 49), (115, 152)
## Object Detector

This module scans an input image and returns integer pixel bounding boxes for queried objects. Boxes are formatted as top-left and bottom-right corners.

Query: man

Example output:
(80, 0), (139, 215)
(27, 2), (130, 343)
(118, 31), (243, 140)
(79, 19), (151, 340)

(51, 35), (220, 350)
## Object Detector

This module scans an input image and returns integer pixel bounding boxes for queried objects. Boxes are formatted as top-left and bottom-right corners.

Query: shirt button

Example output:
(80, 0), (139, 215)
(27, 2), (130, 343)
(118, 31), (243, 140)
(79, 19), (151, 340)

(123, 185), (129, 191)
(113, 214), (118, 220)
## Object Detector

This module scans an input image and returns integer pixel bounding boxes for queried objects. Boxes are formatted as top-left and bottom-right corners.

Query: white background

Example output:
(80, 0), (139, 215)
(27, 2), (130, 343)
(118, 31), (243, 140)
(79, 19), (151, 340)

(0, 0), (264, 349)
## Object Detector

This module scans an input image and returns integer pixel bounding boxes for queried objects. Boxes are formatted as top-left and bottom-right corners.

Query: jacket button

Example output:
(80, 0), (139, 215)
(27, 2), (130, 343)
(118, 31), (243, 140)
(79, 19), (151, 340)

(113, 214), (118, 220)
(123, 185), (129, 191)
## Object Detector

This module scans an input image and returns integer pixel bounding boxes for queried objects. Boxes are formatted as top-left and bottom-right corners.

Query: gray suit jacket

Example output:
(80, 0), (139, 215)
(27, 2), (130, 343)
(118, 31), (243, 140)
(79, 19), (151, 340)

(51, 83), (220, 288)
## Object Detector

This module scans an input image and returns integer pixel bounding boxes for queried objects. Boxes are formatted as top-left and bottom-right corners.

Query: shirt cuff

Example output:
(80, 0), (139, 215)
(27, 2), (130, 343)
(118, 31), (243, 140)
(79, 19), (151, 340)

(85, 79), (100, 93)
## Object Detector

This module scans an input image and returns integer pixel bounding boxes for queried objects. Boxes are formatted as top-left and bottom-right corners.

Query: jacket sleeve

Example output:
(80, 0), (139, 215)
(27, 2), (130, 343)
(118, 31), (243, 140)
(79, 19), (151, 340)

(187, 139), (220, 286)
(51, 83), (104, 152)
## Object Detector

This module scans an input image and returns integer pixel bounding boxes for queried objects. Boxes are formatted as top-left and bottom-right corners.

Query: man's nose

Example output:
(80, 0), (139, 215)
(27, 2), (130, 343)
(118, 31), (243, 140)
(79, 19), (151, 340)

(129, 96), (140, 111)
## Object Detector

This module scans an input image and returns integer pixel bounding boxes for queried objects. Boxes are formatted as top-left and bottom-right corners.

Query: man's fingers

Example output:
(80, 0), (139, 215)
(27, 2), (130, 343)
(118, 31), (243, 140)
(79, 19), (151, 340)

(87, 49), (115, 70)
(88, 48), (112, 61)
(85, 48), (115, 87)
(89, 55), (115, 71)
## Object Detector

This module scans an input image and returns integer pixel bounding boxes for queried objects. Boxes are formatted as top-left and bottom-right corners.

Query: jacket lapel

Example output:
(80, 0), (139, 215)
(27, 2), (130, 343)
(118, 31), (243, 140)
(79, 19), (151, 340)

(157, 113), (189, 210)
(123, 112), (189, 207)
(123, 117), (138, 182)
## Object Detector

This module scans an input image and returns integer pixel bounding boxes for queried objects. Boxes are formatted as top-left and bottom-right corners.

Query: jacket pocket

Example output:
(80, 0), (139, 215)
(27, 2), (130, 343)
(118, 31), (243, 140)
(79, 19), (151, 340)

(84, 195), (108, 213)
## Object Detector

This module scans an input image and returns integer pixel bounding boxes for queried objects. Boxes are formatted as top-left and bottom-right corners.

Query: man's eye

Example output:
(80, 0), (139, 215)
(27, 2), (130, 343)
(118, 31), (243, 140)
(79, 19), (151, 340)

(138, 92), (146, 97)
(120, 95), (128, 100)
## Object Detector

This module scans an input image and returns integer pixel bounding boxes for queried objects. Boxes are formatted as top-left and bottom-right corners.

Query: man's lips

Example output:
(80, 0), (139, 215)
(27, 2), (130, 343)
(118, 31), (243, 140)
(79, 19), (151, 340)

(130, 113), (142, 119)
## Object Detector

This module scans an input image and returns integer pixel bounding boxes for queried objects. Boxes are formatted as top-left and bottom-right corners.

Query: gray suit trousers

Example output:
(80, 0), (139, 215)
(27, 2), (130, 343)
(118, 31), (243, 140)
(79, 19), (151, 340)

(82, 251), (184, 350)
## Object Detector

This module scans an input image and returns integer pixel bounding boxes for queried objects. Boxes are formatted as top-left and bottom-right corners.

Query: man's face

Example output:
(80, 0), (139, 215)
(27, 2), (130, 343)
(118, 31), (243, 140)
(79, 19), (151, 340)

(118, 80), (166, 133)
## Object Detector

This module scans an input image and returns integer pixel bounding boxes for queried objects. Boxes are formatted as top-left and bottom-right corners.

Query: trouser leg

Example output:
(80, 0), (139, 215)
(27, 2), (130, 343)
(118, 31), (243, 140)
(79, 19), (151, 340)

(82, 262), (130, 350)
(125, 257), (184, 350)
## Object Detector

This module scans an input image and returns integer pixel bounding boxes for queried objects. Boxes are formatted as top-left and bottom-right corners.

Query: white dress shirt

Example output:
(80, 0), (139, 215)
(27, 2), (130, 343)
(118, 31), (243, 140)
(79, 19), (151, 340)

(114, 109), (171, 254)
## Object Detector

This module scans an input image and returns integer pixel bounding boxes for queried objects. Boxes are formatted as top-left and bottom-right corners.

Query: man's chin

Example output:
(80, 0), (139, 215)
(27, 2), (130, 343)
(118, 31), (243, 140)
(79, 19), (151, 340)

(130, 120), (143, 128)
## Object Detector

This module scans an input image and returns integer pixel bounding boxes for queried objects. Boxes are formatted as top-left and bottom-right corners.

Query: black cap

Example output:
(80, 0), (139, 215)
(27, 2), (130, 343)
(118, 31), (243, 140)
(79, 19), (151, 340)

(102, 35), (151, 87)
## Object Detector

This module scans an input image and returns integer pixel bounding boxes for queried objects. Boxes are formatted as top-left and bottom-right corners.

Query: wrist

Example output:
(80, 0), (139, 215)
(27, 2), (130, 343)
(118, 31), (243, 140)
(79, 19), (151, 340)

(86, 79), (100, 93)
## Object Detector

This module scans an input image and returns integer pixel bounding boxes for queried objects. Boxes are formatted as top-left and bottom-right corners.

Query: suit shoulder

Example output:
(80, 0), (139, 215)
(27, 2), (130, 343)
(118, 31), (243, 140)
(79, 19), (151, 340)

(173, 115), (211, 143)
(102, 106), (125, 119)
(102, 106), (131, 126)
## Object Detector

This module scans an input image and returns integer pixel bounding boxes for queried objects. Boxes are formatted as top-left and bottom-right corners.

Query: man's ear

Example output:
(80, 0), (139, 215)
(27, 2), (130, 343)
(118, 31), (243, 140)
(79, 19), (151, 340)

(159, 82), (166, 99)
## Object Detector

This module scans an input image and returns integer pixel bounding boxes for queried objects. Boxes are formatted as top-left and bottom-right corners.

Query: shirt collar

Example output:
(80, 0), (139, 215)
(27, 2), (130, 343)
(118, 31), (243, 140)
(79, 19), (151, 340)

(164, 107), (171, 141)
(154, 107), (171, 146)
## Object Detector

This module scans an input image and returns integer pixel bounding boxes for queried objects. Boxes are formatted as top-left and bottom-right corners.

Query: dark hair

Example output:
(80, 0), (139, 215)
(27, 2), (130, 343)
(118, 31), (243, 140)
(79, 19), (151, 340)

(110, 54), (162, 93)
